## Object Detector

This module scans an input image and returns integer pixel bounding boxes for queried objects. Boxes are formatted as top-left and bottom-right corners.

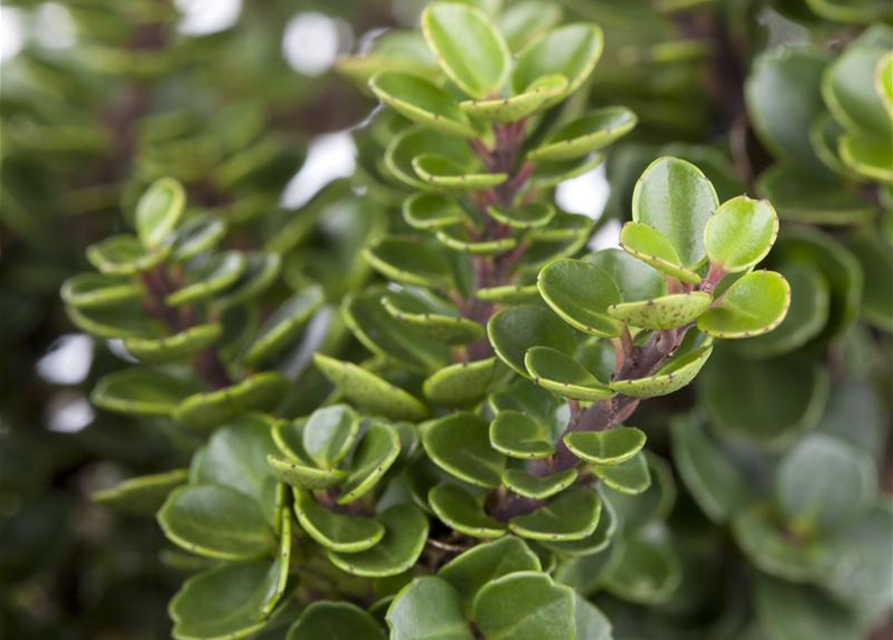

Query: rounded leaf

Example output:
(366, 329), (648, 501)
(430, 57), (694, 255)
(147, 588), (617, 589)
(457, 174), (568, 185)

(698, 271), (791, 338)
(61, 273), (144, 309)
(91, 368), (202, 417)
(487, 202), (555, 229)
(610, 344), (713, 398)
(489, 410), (555, 459)
(564, 426), (646, 466)
(338, 421), (402, 504)
(383, 292), (484, 345)
(165, 251), (246, 307)
(87, 233), (170, 276)
(473, 571), (575, 640)
(619, 222), (701, 284)
(287, 602), (387, 640)
(413, 153), (508, 191)
(429, 483), (506, 539)
(93, 469), (188, 516)
(607, 292), (712, 330)
(172, 214), (227, 263)
(244, 286), (324, 365)
(302, 404), (360, 470)
(528, 107), (637, 161)
(512, 23), (604, 100)
(459, 74), (568, 122)
(124, 323), (223, 363)
(585, 248), (665, 303)
(487, 304), (577, 376)
(509, 488), (601, 541)
(592, 452), (651, 494)
(502, 468), (578, 500)
(704, 196), (779, 272)
(537, 259), (622, 337)
(370, 71), (476, 137)
(423, 357), (503, 407)
(136, 177), (185, 249)
(292, 489), (384, 552)
(403, 193), (469, 229)
(387, 577), (474, 640)
(423, 412), (506, 488)
(524, 346), (613, 402)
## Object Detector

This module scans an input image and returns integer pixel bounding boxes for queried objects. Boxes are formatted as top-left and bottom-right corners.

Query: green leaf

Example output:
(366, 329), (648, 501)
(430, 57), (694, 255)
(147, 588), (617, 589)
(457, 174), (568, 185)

(169, 560), (283, 640)
(382, 291), (484, 345)
(165, 251), (247, 307)
(739, 261), (830, 358)
(502, 468), (578, 500)
(387, 577), (474, 640)
(632, 156), (719, 269)
(745, 48), (830, 173)
(158, 485), (274, 560)
(91, 368), (202, 417)
(670, 415), (748, 523)
(429, 483), (506, 538)
(301, 404), (360, 470)
(459, 75), (569, 123)
(244, 286), (324, 365)
(698, 271), (791, 338)
(434, 225), (517, 255)
(328, 504), (428, 577)
(287, 602), (387, 640)
(385, 126), (477, 191)
(489, 410), (555, 459)
(537, 259), (622, 337)
(413, 154), (508, 191)
(512, 23), (604, 102)
(487, 202), (555, 229)
(564, 427), (646, 466)
(732, 505), (827, 582)
(439, 536), (541, 613)
(839, 133), (893, 183)
(531, 153), (605, 189)
(488, 304), (577, 376)
(92, 469), (188, 516)
(475, 284), (540, 304)
(191, 414), (280, 525)
(607, 292), (712, 330)
(314, 354), (428, 421)
(136, 177), (185, 249)
(776, 435), (875, 536)
(529, 107), (637, 161)
(370, 72), (476, 137)
(539, 492), (617, 557)
(421, 3), (511, 99)
(524, 346), (613, 402)
(338, 421), (402, 504)
(124, 323), (223, 363)
(292, 488), (384, 552)
(509, 488), (601, 541)
(700, 349), (829, 447)
(343, 289), (451, 372)
(498, 0), (564, 51)
(619, 222), (701, 284)
(585, 248), (665, 303)
(403, 193), (469, 230)
(603, 532), (681, 605)
(704, 195), (779, 272)
(609, 344), (713, 398)
(367, 237), (457, 290)
(822, 31), (893, 137)
(61, 272), (144, 309)
(87, 233), (170, 276)
(267, 454), (346, 490)
(878, 51), (893, 114)
(172, 214), (227, 263)
(215, 252), (282, 311)
(755, 577), (860, 640)
(174, 373), (288, 432)
(423, 412), (506, 488)
(473, 571), (575, 640)
(604, 452), (675, 531)
(572, 596), (612, 640)
(846, 231), (893, 332)
(593, 453), (651, 494)
(423, 357), (503, 407)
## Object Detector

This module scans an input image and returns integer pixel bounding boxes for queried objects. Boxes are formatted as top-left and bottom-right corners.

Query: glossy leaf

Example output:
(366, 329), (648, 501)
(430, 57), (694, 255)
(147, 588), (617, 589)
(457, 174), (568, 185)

(631, 156), (719, 268)
(136, 177), (185, 249)
(423, 412), (506, 488)
(267, 454), (346, 490)
(704, 196), (779, 272)
(509, 488), (601, 541)
(537, 259), (622, 337)
(524, 346), (613, 402)
(698, 271), (791, 338)
(564, 426), (646, 466)
(421, 2), (511, 99)
(487, 202), (555, 229)
(434, 225), (517, 255)
(403, 193), (469, 229)
(338, 421), (402, 504)
(244, 286), (324, 365)
(473, 571), (575, 640)
(87, 233), (170, 276)
(158, 485), (273, 560)
(585, 248), (665, 303)
(593, 452), (651, 494)
(124, 323), (223, 363)
(429, 483), (506, 539)
(61, 272), (144, 309)
(839, 134), (893, 183)
(619, 221), (701, 284)
(382, 292), (484, 345)
(609, 344), (713, 398)
(387, 577), (474, 640)
(314, 354), (428, 421)
(529, 107), (637, 161)
(215, 252), (282, 311)
(172, 214), (227, 263)
(502, 468), (578, 500)
(385, 126), (477, 191)
(366, 237), (455, 289)
(91, 368), (202, 417)
(489, 410), (555, 459)
(488, 304), (577, 376)
(293, 488), (384, 552)
(460, 74), (568, 122)
(165, 251), (246, 307)
(423, 357), (503, 407)
(174, 373), (288, 432)
(413, 153), (508, 191)
(301, 404), (359, 470)
(93, 469), (188, 516)
(328, 504), (428, 577)
(512, 23), (604, 101)
(370, 72), (476, 137)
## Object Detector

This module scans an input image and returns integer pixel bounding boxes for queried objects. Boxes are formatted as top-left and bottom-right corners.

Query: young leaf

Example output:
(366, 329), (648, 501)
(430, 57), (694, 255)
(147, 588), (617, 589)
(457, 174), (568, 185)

(487, 202), (555, 229)
(136, 177), (185, 249)
(592, 452), (651, 494)
(585, 248), (665, 302)
(370, 72), (476, 137)
(512, 23), (604, 101)
(413, 154), (508, 191)
(403, 193), (469, 229)
(704, 196), (779, 272)
(631, 156), (719, 269)
(619, 221), (702, 284)
(528, 107), (638, 161)
(698, 271), (791, 338)
(421, 2), (511, 99)
(610, 345), (713, 398)
(459, 75), (569, 122)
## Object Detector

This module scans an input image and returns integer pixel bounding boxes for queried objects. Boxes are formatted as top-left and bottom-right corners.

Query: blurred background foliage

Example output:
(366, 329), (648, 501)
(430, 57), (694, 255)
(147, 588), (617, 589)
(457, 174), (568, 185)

(0, 0), (890, 638)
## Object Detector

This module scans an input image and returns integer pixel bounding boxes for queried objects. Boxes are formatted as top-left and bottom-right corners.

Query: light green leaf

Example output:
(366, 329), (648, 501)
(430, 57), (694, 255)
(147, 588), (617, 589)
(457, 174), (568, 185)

(165, 251), (247, 307)
(564, 426), (646, 466)
(609, 344), (713, 398)
(537, 259), (622, 337)
(529, 107), (637, 161)
(631, 156), (719, 268)
(509, 488), (601, 541)
(87, 233), (170, 276)
(502, 468), (578, 500)
(704, 195), (779, 272)
(619, 221), (701, 284)
(91, 368), (202, 417)
(512, 23), (604, 102)
(215, 252), (282, 311)
(293, 488), (384, 552)
(370, 72), (476, 137)
(585, 248), (665, 303)
(421, 2), (511, 99)
(435, 225), (517, 255)
(244, 286), (324, 366)
(413, 154), (508, 191)
(839, 134), (893, 183)
(593, 452), (651, 494)
(487, 202), (555, 229)
(338, 421), (402, 504)
(698, 271), (791, 338)
(124, 323), (223, 363)
(460, 75), (568, 122)
(524, 346), (613, 402)
(328, 504), (428, 577)
(385, 126), (477, 191)
(302, 404), (360, 470)
(607, 292), (712, 330)
(429, 483), (506, 539)
(136, 177), (185, 249)
(172, 214), (227, 263)
(403, 193), (469, 230)
(498, 0), (563, 51)
(489, 410), (555, 459)
(61, 272), (144, 309)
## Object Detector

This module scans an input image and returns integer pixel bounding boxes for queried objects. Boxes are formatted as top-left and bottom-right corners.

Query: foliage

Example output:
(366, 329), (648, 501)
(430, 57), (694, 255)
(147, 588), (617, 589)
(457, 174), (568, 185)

(2, 0), (890, 639)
